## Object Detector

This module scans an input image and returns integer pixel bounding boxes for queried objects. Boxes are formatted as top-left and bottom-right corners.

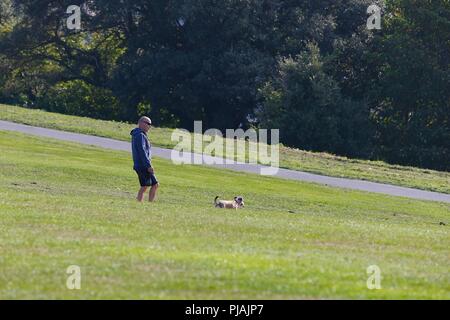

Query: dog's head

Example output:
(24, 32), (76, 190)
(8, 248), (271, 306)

(234, 196), (245, 208)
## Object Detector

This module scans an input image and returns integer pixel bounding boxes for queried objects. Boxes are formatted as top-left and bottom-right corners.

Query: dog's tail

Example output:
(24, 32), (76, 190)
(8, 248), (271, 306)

(214, 196), (220, 205)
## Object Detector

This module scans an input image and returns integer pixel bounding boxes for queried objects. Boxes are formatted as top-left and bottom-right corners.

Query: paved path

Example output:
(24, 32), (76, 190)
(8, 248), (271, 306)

(1, 120), (449, 203)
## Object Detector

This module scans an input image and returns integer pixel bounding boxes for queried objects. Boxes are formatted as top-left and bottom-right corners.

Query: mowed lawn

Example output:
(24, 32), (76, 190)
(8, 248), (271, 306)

(0, 130), (449, 299)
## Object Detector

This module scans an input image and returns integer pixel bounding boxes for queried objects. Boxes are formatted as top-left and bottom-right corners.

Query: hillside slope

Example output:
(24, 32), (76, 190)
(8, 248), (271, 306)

(1, 104), (449, 194)
(0, 131), (449, 299)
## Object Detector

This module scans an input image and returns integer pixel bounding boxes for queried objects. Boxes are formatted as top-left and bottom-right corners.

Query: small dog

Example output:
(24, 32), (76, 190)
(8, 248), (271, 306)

(214, 196), (244, 209)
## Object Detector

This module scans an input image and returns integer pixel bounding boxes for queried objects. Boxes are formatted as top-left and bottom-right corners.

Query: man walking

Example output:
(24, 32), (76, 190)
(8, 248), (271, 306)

(131, 116), (159, 202)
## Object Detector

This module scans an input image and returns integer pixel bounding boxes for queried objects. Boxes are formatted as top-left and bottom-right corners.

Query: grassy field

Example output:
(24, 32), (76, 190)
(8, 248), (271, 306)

(0, 130), (449, 299)
(1, 104), (449, 194)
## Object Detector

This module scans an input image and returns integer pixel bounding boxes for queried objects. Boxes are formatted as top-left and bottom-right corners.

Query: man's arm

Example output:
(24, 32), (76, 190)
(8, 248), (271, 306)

(136, 134), (151, 170)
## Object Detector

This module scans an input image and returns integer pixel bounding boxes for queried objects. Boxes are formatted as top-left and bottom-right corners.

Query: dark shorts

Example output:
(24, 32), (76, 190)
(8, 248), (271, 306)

(135, 169), (159, 187)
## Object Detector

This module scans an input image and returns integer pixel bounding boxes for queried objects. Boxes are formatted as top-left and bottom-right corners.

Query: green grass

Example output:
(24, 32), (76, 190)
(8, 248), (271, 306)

(1, 104), (449, 194)
(0, 130), (449, 299)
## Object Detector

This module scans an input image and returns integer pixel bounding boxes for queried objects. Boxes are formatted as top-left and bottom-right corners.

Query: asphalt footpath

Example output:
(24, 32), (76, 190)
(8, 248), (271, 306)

(1, 120), (449, 203)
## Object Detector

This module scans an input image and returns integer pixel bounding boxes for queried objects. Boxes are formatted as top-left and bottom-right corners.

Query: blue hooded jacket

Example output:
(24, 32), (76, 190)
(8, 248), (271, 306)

(130, 128), (151, 170)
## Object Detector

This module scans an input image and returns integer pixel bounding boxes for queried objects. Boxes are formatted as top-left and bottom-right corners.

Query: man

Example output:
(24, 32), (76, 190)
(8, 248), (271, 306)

(130, 116), (159, 202)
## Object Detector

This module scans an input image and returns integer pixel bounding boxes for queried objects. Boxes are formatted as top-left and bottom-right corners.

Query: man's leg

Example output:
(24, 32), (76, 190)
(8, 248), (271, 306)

(149, 183), (159, 202)
(137, 186), (148, 202)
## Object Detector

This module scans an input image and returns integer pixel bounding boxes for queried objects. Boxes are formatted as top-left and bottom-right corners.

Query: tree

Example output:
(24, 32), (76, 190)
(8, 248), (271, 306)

(368, 0), (450, 170)
(257, 44), (373, 157)
(110, 0), (274, 129)
(0, 0), (448, 170)
(0, 0), (124, 118)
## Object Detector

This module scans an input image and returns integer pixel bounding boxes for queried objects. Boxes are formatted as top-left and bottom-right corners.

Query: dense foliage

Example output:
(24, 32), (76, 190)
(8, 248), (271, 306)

(0, 0), (448, 170)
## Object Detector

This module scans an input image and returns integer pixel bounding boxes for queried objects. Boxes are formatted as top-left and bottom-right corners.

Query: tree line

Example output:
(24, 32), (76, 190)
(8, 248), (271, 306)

(0, 0), (448, 170)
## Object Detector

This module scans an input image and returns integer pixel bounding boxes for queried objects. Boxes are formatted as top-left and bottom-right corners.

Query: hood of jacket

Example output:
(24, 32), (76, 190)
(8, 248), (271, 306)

(130, 127), (146, 137)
